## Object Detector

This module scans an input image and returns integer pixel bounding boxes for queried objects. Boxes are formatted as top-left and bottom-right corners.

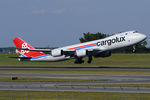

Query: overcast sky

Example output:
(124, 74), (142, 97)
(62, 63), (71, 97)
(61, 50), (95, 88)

(0, 0), (150, 47)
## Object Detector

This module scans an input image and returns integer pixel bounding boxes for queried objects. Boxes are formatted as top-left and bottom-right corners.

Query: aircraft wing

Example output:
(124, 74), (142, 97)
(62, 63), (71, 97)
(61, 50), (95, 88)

(17, 48), (76, 56)
(63, 49), (100, 57)
(17, 48), (101, 57)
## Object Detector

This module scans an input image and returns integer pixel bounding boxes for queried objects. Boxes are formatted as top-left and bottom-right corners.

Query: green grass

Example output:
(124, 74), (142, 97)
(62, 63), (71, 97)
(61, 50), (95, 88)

(0, 90), (150, 100)
(0, 77), (106, 82)
(0, 54), (150, 99)
(0, 53), (150, 67)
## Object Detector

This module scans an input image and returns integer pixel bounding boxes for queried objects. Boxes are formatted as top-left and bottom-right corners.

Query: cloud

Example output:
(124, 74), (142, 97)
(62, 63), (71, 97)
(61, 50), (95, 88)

(50, 8), (66, 14)
(32, 9), (46, 14)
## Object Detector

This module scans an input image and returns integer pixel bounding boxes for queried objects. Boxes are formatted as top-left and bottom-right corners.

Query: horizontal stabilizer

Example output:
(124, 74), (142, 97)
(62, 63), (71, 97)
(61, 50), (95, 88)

(17, 48), (51, 52)
(8, 57), (32, 59)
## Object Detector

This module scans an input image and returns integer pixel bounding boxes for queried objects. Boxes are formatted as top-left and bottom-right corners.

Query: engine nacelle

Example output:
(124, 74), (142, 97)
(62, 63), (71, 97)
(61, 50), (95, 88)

(51, 49), (63, 57)
(94, 51), (111, 58)
(76, 50), (87, 57)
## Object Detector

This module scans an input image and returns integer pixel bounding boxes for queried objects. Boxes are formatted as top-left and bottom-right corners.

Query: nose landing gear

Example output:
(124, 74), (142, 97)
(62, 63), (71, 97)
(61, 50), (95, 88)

(133, 45), (136, 53)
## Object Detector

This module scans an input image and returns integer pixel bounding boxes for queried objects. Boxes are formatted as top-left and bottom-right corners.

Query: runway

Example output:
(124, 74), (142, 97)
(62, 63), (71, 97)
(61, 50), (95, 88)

(1, 73), (150, 84)
(0, 66), (150, 93)
(0, 74), (150, 93)
(1, 66), (150, 71)
(0, 84), (149, 93)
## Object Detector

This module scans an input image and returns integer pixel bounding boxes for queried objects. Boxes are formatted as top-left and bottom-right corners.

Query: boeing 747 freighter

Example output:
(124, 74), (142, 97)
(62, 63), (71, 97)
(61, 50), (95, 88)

(11, 31), (147, 64)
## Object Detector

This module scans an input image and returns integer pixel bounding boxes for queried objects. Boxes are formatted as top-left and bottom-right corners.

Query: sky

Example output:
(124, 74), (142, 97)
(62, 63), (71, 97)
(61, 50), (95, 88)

(0, 0), (150, 47)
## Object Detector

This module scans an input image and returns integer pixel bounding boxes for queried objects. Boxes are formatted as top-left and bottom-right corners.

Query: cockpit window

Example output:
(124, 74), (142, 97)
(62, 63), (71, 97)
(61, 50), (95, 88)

(133, 31), (138, 33)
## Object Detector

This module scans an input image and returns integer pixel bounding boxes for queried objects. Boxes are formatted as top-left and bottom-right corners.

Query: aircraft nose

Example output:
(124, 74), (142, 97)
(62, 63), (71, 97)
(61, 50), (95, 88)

(140, 34), (147, 40)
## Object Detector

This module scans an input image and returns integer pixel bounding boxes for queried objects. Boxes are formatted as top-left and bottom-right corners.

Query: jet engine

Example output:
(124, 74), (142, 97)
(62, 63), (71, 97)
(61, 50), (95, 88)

(94, 51), (111, 58)
(51, 49), (63, 57)
(76, 50), (87, 57)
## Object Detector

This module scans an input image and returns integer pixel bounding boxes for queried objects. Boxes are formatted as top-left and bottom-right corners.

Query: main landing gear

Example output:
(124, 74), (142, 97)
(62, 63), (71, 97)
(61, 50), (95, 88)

(87, 55), (92, 64)
(74, 57), (84, 64)
(74, 56), (93, 64)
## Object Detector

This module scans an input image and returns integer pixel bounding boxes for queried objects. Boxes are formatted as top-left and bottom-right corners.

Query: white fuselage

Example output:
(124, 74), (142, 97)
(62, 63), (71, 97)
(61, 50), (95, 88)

(30, 31), (147, 61)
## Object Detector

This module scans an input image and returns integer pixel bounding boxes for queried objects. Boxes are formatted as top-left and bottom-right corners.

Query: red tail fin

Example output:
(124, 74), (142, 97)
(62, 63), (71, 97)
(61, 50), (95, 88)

(13, 37), (46, 57)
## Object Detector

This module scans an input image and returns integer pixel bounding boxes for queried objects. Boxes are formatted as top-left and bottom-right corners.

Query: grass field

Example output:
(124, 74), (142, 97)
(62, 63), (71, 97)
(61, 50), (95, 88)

(0, 90), (149, 100)
(0, 53), (150, 99)
(0, 53), (150, 75)
(0, 53), (150, 67)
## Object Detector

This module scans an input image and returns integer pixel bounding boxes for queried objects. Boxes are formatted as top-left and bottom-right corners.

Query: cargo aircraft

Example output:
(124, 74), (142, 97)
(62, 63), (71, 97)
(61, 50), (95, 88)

(11, 31), (147, 64)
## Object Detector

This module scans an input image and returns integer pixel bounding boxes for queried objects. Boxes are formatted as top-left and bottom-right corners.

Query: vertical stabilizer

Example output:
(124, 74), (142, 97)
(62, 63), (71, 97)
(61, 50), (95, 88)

(13, 37), (46, 57)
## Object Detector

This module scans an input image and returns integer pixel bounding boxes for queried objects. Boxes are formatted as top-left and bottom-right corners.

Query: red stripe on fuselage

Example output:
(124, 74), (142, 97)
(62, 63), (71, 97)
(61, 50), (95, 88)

(67, 43), (97, 50)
